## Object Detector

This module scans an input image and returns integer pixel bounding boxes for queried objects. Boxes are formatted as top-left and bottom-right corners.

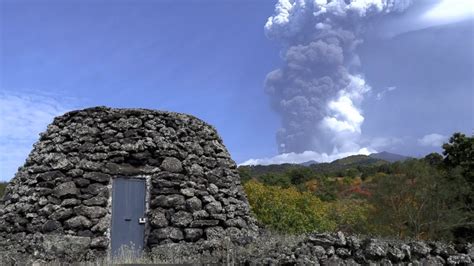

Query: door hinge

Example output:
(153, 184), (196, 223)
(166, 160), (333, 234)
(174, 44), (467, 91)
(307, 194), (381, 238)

(138, 217), (147, 224)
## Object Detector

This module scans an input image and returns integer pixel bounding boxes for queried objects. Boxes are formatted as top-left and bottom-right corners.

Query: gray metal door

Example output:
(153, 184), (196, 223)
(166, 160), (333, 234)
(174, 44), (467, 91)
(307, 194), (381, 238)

(111, 178), (146, 256)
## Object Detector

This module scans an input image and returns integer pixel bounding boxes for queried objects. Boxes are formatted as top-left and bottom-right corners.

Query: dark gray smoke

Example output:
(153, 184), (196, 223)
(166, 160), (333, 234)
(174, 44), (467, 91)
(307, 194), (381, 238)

(264, 0), (412, 155)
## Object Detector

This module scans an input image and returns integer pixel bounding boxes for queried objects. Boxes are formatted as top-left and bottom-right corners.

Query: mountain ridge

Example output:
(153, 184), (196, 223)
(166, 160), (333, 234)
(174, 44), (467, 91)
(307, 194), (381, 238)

(240, 152), (410, 178)
(369, 151), (410, 162)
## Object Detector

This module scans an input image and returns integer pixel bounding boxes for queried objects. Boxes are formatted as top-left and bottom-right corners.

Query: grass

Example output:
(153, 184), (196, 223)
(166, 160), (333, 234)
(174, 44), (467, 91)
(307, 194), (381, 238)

(0, 231), (305, 265)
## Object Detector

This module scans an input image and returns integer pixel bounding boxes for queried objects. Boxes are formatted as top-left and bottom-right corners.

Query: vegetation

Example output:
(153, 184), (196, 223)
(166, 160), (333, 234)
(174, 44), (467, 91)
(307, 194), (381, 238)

(244, 180), (335, 234)
(242, 132), (473, 242)
(239, 154), (388, 181)
(0, 132), (471, 242)
(368, 159), (468, 240)
(441, 132), (474, 240)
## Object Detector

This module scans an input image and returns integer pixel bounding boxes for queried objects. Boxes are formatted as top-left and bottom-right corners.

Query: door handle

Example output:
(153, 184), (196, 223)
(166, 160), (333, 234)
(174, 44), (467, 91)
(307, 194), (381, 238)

(124, 218), (132, 221)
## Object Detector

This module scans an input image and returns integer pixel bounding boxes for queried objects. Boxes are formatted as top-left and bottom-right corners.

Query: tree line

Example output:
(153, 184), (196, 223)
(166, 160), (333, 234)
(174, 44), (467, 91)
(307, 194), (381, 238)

(242, 132), (473, 242)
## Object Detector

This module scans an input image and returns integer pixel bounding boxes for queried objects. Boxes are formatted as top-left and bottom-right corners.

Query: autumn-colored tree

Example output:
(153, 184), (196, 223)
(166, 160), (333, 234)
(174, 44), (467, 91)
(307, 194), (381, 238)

(244, 180), (335, 234)
(304, 179), (319, 192)
(328, 199), (372, 234)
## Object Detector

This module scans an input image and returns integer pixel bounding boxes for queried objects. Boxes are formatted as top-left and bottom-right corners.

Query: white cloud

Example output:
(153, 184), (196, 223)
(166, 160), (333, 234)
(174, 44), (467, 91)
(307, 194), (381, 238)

(322, 95), (364, 134)
(264, 0), (309, 39)
(0, 90), (82, 181)
(376, 86), (397, 100)
(0, 91), (75, 139)
(375, 0), (474, 38)
(418, 133), (448, 147)
(239, 147), (375, 166)
(421, 0), (474, 25)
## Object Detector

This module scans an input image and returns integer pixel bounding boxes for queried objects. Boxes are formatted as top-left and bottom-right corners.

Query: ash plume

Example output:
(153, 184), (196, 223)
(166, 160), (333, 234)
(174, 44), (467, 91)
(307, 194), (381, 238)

(265, 0), (412, 156)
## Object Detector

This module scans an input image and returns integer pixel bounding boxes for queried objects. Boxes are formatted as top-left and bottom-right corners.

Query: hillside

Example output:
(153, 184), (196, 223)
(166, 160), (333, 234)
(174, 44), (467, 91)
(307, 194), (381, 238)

(300, 160), (318, 166)
(238, 163), (306, 179)
(369, 151), (410, 162)
(309, 154), (387, 173)
(239, 154), (388, 178)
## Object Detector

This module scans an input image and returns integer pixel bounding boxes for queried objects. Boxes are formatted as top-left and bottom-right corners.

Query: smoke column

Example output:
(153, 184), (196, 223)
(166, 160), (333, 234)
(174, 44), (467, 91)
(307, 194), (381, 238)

(264, 0), (412, 156)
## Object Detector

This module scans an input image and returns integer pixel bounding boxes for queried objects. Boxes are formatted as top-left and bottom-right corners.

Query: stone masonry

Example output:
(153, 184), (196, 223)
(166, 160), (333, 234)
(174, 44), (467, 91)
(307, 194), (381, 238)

(0, 106), (258, 261)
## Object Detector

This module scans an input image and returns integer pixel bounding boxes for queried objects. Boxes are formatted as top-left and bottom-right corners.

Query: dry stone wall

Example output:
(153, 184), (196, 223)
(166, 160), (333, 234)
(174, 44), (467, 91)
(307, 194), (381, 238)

(290, 232), (473, 265)
(0, 106), (258, 261)
(151, 231), (473, 265)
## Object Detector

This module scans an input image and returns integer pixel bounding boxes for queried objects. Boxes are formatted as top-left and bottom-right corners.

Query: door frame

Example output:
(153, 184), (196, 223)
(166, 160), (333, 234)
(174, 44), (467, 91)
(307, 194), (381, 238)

(108, 175), (151, 257)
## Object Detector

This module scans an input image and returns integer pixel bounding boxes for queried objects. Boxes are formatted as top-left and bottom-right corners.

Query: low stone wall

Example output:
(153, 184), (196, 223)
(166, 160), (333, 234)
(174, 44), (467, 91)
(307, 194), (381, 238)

(2, 230), (471, 265)
(288, 232), (472, 265)
(138, 231), (473, 265)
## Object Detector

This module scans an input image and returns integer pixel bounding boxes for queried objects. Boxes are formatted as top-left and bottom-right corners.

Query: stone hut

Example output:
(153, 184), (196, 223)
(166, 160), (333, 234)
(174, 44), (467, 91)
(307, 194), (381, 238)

(0, 106), (258, 261)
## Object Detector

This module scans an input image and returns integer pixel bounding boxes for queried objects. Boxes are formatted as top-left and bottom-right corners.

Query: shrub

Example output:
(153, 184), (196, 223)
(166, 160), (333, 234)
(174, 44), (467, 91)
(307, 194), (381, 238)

(244, 180), (336, 234)
(258, 173), (291, 188)
(328, 199), (373, 234)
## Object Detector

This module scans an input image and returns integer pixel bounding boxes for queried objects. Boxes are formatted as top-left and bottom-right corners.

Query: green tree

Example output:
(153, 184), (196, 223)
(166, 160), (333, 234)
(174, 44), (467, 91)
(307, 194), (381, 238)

(313, 175), (337, 201)
(442, 132), (474, 181)
(369, 159), (467, 240)
(345, 168), (360, 178)
(286, 168), (314, 185)
(258, 173), (292, 188)
(424, 152), (443, 167)
(442, 132), (474, 241)
(238, 167), (252, 184)
(359, 165), (378, 181)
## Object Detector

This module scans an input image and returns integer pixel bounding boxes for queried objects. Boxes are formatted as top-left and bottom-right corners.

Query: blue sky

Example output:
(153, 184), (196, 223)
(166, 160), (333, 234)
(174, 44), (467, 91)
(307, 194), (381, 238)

(1, 0), (473, 181)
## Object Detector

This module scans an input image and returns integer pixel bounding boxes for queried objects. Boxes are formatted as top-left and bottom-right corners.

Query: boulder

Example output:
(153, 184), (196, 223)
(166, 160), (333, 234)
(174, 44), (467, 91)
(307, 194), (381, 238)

(160, 157), (183, 173)
(171, 211), (193, 227)
(184, 228), (203, 241)
(74, 206), (107, 219)
(64, 216), (92, 229)
(150, 211), (168, 228)
(54, 182), (79, 198)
